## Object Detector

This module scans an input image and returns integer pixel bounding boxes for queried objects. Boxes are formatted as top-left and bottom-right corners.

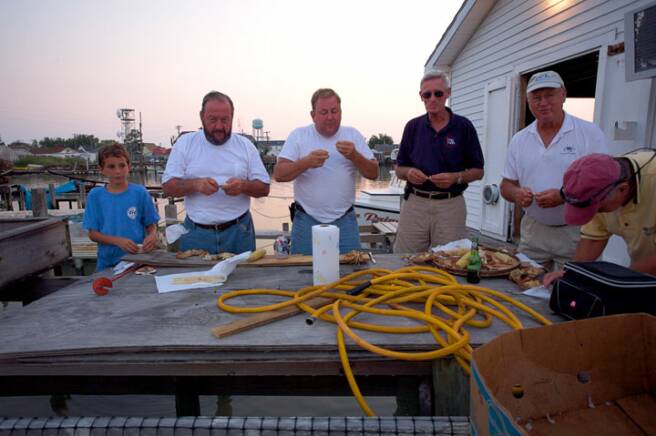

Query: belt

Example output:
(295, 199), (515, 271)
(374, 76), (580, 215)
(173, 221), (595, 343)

(411, 188), (462, 200)
(190, 211), (248, 231)
(295, 202), (354, 218)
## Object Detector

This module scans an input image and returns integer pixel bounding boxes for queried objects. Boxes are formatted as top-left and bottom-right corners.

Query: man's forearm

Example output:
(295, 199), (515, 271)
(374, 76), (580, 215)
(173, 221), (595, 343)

(395, 166), (413, 180)
(500, 179), (520, 202)
(351, 154), (378, 180)
(573, 238), (608, 262)
(273, 159), (309, 182)
(241, 180), (270, 198)
(162, 178), (198, 197)
(630, 254), (656, 275)
(461, 168), (484, 184)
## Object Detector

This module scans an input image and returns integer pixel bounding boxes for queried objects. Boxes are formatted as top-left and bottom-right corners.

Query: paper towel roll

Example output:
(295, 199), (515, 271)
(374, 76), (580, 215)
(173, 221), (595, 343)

(312, 224), (340, 285)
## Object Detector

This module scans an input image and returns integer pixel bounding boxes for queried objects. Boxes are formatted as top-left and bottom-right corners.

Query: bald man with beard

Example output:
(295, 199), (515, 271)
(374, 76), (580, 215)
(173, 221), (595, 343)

(162, 90), (270, 254)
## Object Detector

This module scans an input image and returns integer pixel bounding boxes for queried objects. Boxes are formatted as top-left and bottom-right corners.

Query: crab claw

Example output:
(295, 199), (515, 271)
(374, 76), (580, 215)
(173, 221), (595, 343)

(92, 277), (113, 296)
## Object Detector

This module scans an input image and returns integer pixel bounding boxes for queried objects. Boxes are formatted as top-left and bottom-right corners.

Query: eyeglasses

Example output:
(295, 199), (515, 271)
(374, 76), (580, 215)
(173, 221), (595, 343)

(559, 180), (620, 208)
(421, 90), (445, 100)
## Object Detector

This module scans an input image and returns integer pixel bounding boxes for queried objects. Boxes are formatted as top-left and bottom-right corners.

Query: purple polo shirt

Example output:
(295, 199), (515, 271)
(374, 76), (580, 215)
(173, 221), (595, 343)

(397, 108), (484, 194)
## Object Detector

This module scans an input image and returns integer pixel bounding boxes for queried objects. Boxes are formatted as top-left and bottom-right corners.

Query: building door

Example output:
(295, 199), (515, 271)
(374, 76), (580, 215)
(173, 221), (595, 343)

(480, 77), (512, 240)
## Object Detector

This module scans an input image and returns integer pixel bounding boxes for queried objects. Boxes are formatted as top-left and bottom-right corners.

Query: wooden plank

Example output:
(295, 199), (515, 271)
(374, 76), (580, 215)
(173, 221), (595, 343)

(373, 222), (398, 235)
(122, 251), (370, 268)
(0, 218), (72, 287)
(212, 297), (332, 338)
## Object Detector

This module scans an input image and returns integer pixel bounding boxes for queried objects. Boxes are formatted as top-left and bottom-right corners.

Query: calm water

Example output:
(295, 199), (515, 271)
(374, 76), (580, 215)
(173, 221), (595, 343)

(11, 166), (395, 236)
(2, 166), (399, 417)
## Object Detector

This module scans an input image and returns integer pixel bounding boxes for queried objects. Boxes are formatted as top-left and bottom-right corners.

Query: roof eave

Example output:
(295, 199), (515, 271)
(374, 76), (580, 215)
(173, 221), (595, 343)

(425, 0), (498, 70)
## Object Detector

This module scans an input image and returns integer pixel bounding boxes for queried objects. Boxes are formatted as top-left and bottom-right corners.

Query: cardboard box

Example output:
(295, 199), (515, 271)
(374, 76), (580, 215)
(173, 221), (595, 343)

(470, 314), (656, 435)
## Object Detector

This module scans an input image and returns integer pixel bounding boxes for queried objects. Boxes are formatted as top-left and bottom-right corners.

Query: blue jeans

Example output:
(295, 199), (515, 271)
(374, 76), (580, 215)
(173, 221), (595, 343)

(291, 209), (361, 255)
(181, 213), (256, 254)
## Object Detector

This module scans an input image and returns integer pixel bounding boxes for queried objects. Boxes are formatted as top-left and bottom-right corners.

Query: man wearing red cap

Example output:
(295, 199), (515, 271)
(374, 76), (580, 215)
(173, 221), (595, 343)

(500, 70), (608, 268)
(545, 150), (656, 282)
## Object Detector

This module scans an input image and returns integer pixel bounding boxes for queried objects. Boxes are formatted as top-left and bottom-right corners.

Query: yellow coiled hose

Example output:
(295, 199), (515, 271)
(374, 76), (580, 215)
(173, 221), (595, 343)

(217, 265), (551, 416)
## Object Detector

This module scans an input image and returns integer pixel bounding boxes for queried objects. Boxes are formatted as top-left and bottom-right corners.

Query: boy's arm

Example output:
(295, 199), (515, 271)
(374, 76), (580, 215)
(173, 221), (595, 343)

(88, 230), (139, 254)
(142, 224), (158, 252)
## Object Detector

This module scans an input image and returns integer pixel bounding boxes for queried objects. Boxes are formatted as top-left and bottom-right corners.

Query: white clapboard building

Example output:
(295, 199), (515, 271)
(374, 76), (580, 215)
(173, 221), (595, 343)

(426, 0), (656, 264)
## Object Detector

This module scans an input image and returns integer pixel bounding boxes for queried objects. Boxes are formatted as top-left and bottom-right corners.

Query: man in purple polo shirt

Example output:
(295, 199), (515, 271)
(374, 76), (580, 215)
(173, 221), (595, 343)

(394, 69), (484, 253)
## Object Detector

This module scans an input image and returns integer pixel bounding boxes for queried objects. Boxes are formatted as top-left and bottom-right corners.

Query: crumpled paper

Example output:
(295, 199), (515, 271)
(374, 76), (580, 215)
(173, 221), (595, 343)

(154, 251), (250, 293)
(165, 223), (190, 244)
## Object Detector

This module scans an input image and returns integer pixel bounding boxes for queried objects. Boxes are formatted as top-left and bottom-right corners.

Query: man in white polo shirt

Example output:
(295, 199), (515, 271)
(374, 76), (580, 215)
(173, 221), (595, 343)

(162, 91), (270, 254)
(273, 88), (378, 254)
(500, 71), (608, 267)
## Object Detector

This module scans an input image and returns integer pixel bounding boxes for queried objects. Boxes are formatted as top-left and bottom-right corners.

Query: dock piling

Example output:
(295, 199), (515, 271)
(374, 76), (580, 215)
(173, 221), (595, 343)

(32, 189), (48, 217)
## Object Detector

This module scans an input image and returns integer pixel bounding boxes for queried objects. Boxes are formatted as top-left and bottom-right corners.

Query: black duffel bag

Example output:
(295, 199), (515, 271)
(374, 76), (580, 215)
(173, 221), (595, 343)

(550, 261), (656, 319)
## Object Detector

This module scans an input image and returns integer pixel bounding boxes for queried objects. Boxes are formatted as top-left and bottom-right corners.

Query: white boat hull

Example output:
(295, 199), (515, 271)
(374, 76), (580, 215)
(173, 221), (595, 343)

(354, 171), (404, 226)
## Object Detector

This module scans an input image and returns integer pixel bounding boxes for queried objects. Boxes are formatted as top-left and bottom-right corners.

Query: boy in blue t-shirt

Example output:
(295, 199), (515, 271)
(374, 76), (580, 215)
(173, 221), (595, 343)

(83, 144), (160, 270)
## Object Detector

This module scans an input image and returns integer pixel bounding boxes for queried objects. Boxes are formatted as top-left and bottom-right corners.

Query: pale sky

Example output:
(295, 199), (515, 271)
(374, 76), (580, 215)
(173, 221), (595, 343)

(0, 0), (463, 147)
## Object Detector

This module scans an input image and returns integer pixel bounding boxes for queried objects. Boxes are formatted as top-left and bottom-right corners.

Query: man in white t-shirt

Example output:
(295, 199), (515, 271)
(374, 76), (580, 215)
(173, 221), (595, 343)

(162, 91), (270, 254)
(500, 71), (608, 267)
(273, 88), (378, 254)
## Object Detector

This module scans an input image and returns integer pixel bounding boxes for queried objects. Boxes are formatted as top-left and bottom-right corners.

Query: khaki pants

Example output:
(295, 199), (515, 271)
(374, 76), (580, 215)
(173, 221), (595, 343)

(393, 193), (467, 253)
(519, 215), (580, 269)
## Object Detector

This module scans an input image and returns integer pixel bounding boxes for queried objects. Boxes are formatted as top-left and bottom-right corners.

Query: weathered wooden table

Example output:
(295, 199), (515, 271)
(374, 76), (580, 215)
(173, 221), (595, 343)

(0, 254), (562, 416)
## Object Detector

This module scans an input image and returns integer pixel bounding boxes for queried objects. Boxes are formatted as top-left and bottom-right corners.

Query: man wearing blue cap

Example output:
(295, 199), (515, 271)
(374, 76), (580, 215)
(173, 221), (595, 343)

(500, 70), (609, 268)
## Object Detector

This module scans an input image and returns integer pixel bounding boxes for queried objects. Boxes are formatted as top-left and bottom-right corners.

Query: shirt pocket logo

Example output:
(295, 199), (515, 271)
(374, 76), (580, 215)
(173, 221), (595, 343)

(127, 207), (138, 220)
(561, 145), (576, 154)
(446, 137), (456, 146)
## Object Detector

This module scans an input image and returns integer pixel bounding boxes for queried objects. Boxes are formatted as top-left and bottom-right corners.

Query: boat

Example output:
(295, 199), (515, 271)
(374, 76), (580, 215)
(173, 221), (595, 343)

(354, 172), (404, 225)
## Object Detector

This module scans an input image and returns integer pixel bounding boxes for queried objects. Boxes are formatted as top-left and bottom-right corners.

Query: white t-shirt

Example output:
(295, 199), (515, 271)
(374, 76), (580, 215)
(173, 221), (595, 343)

(162, 131), (270, 224)
(279, 124), (374, 223)
(502, 113), (609, 226)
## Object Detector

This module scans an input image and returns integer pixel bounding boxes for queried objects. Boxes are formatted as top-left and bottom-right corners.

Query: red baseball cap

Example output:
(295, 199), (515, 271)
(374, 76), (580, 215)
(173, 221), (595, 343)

(562, 153), (620, 225)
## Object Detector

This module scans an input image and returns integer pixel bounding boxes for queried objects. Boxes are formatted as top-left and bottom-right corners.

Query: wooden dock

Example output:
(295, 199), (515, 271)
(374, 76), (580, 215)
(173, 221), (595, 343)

(0, 253), (561, 417)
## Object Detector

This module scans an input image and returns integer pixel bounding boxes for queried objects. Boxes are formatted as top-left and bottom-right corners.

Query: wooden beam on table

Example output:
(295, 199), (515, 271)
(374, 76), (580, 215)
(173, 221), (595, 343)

(212, 297), (332, 338)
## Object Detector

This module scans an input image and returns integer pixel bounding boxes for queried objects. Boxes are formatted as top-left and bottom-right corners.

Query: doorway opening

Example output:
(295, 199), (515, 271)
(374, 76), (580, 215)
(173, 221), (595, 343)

(511, 51), (600, 241)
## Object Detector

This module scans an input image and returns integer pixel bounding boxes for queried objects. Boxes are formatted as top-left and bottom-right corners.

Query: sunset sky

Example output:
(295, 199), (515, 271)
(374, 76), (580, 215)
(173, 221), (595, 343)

(0, 0), (463, 147)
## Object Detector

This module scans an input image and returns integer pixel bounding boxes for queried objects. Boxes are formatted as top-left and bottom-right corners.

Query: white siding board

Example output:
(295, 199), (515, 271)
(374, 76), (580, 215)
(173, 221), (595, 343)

(453, 6), (627, 80)
(458, 0), (618, 64)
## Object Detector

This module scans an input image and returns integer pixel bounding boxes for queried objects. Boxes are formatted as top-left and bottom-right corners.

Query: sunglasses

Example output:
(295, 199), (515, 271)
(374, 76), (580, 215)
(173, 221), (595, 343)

(421, 90), (445, 100)
(559, 180), (621, 208)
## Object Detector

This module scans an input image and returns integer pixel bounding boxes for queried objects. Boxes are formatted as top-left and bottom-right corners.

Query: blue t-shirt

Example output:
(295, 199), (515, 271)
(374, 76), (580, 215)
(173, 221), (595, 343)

(83, 183), (160, 270)
(396, 108), (484, 194)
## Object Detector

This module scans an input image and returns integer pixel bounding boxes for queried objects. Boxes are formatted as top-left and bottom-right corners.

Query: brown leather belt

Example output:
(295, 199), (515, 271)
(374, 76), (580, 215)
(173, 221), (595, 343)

(411, 188), (462, 200)
(190, 211), (248, 231)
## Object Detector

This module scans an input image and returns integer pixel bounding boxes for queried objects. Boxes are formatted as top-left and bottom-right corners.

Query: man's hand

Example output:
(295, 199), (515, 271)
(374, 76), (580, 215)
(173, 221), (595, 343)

(142, 232), (157, 252)
(194, 178), (220, 195)
(335, 141), (356, 160)
(543, 270), (565, 287)
(407, 168), (428, 185)
(430, 172), (458, 189)
(535, 189), (563, 208)
(303, 150), (330, 169)
(222, 177), (243, 196)
(515, 187), (534, 208)
(115, 237), (139, 254)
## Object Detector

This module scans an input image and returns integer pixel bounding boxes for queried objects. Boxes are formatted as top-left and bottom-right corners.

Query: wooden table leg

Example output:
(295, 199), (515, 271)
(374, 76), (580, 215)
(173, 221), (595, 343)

(432, 358), (469, 416)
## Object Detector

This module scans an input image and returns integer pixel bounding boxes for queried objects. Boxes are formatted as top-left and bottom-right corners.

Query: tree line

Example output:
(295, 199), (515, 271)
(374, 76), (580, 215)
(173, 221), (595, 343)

(6, 134), (104, 150)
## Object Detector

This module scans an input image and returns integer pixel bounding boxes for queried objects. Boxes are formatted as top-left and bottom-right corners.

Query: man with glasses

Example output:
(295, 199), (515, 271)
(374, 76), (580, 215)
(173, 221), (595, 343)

(544, 151), (656, 284)
(500, 70), (608, 268)
(162, 91), (270, 254)
(394, 70), (484, 253)
(273, 88), (378, 254)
